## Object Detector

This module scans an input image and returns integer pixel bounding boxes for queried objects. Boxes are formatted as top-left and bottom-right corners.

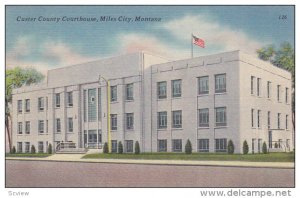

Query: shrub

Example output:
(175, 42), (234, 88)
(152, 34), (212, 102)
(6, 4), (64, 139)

(243, 140), (249, 154)
(118, 141), (123, 154)
(31, 145), (36, 154)
(135, 141), (140, 154)
(48, 143), (52, 154)
(262, 142), (268, 154)
(185, 139), (192, 154)
(11, 146), (16, 154)
(227, 140), (234, 154)
(274, 142), (278, 148)
(103, 142), (109, 153)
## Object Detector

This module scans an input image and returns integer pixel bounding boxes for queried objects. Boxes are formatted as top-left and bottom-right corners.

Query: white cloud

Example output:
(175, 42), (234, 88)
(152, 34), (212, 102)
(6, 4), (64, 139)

(162, 14), (265, 56)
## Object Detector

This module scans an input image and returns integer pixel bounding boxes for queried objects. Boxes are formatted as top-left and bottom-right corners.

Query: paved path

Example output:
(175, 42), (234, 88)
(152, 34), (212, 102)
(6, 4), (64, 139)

(6, 160), (294, 187)
(6, 154), (294, 168)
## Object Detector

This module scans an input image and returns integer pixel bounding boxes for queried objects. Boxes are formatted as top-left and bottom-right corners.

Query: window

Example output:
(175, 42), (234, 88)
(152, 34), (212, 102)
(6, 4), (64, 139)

(278, 139), (282, 148)
(46, 120), (48, 133)
(251, 109), (255, 128)
(285, 88), (289, 104)
(38, 97), (44, 111)
(98, 88), (101, 121)
(83, 90), (87, 122)
(126, 83), (134, 100)
(38, 141), (44, 153)
(25, 99), (30, 112)
(55, 93), (60, 108)
(215, 138), (227, 152)
(157, 81), (167, 99)
(268, 111), (271, 129)
(67, 92), (73, 107)
(126, 113), (134, 130)
(111, 140), (117, 153)
(25, 121), (30, 134)
(68, 118), (73, 132)
(251, 76), (255, 95)
(25, 142), (30, 153)
(252, 139), (255, 153)
(88, 89), (97, 122)
(157, 111), (167, 129)
(111, 86), (117, 102)
(198, 139), (209, 152)
(258, 139), (262, 153)
(277, 85), (281, 102)
(111, 114), (117, 130)
(172, 139), (182, 152)
(277, 113), (281, 129)
(18, 122), (23, 134)
(198, 76), (209, 94)
(125, 140), (133, 153)
(38, 120), (44, 134)
(215, 107), (227, 127)
(257, 110), (261, 128)
(215, 74), (226, 93)
(286, 115), (289, 130)
(17, 100), (22, 113)
(267, 81), (271, 98)
(198, 108), (209, 127)
(17, 142), (22, 153)
(158, 140), (167, 152)
(172, 110), (182, 128)
(257, 78), (261, 96)
(172, 79), (182, 98)
(56, 118), (61, 133)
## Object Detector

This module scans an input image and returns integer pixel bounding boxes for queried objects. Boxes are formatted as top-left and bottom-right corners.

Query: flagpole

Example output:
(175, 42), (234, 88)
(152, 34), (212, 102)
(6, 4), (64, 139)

(191, 34), (193, 58)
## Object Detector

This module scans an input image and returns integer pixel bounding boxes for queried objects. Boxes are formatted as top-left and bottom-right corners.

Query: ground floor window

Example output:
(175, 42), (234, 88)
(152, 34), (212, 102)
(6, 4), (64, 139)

(198, 139), (209, 152)
(258, 139), (262, 153)
(111, 140), (117, 153)
(17, 142), (22, 153)
(25, 142), (30, 153)
(38, 141), (44, 153)
(252, 138), (255, 153)
(125, 140), (133, 153)
(172, 139), (182, 152)
(158, 139), (167, 152)
(215, 138), (227, 152)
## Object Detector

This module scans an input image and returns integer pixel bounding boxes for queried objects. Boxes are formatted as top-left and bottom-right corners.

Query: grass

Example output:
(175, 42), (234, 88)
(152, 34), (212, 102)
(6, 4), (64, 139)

(6, 153), (52, 158)
(82, 152), (294, 162)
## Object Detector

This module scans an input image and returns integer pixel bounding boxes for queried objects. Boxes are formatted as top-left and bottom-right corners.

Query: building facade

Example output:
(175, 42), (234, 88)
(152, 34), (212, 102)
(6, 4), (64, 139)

(11, 51), (293, 154)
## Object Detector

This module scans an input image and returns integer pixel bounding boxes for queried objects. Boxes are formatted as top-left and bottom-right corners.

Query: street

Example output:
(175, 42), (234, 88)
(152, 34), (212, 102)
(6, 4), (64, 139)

(6, 160), (294, 187)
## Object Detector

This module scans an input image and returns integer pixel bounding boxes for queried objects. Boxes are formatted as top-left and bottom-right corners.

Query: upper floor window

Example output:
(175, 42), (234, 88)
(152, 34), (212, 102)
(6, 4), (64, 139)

(251, 109), (255, 128)
(56, 118), (61, 133)
(111, 114), (117, 130)
(277, 85), (281, 102)
(277, 113), (281, 129)
(215, 74), (226, 93)
(257, 78), (261, 96)
(111, 86), (117, 102)
(172, 110), (182, 128)
(17, 100), (22, 113)
(18, 122), (22, 134)
(158, 111), (167, 129)
(25, 121), (30, 134)
(25, 99), (30, 112)
(38, 97), (44, 111)
(67, 92), (73, 107)
(157, 81), (167, 99)
(286, 115), (289, 130)
(126, 83), (134, 101)
(285, 87), (289, 104)
(215, 107), (227, 127)
(38, 120), (44, 134)
(172, 79), (182, 98)
(267, 81), (271, 99)
(55, 93), (60, 108)
(126, 113), (134, 130)
(198, 76), (209, 95)
(68, 117), (73, 132)
(257, 110), (261, 128)
(267, 111), (271, 129)
(198, 108), (209, 127)
(251, 76), (255, 95)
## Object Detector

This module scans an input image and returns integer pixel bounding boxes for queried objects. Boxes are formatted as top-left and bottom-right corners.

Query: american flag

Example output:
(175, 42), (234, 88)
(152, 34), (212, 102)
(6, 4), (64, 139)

(192, 34), (205, 48)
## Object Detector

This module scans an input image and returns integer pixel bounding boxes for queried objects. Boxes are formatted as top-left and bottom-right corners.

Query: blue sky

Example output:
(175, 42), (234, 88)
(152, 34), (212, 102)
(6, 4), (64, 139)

(6, 6), (294, 73)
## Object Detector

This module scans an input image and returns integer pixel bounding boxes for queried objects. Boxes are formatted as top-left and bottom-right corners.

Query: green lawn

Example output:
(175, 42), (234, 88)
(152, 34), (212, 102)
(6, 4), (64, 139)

(82, 152), (294, 162)
(6, 153), (52, 158)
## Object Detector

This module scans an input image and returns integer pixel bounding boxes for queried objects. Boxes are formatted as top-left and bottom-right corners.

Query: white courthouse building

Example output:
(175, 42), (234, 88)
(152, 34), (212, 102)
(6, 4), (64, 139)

(12, 50), (294, 154)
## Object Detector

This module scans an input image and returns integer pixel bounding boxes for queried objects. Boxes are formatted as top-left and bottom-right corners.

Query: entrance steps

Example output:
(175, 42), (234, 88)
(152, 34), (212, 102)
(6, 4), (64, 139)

(55, 148), (88, 154)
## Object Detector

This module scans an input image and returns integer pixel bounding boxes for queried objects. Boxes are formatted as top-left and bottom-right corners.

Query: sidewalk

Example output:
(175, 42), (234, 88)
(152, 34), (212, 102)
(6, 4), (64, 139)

(6, 154), (294, 169)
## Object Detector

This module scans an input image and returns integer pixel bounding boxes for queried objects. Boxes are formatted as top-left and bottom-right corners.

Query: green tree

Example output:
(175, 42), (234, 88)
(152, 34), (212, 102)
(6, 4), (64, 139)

(256, 42), (295, 130)
(6, 67), (44, 152)
(11, 146), (16, 154)
(103, 142), (109, 153)
(48, 143), (52, 154)
(118, 141), (123, 154)
(243, 140), (249, 154)
(262, 142), (268, 154)
(227, 140), (234, 154)
(185, 139), (192, 154)
(135, 141), (140, 154)
(31, 145), (36, 154)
